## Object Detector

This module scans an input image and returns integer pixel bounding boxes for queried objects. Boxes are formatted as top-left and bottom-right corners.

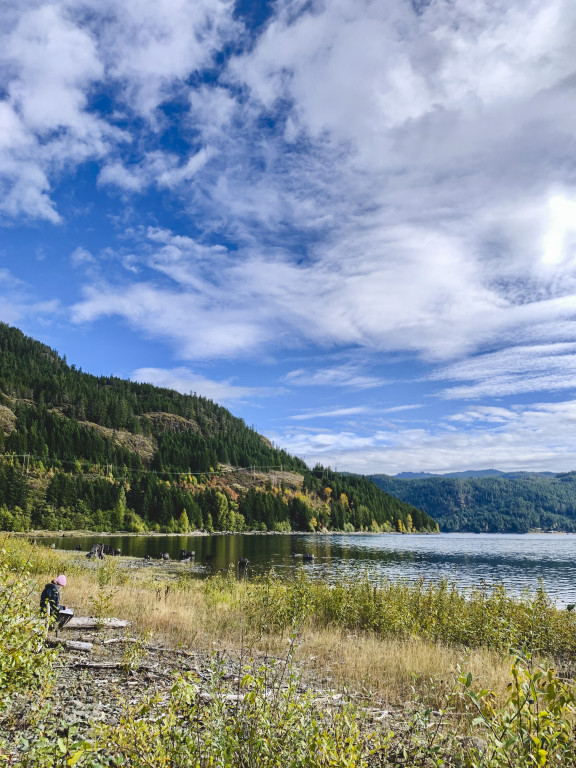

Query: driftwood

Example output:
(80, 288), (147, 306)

(47, 638), (93, 652)
(71, 661), (153, 672)
(65, 616), (130, 629)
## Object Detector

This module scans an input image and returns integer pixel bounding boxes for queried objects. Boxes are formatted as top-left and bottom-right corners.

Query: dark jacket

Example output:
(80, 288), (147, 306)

(40, 582), (60, 614)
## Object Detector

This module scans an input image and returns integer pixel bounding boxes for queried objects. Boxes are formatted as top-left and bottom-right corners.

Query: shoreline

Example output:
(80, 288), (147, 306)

(11, 528), (573, 539)
(13, 528), (436, 539)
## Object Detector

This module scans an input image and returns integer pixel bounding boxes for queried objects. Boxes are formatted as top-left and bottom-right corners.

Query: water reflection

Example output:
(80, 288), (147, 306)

(40, 532), (576, 606)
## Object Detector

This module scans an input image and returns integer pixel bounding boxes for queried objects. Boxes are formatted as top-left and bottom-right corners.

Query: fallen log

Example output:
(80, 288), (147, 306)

(65, 617), (130, 629)
(71, 662), (153, 672)
(47, 638), (93, 652)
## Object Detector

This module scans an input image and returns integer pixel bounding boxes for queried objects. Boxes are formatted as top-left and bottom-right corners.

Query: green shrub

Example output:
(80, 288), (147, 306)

(94, 650), (386, 768)
(0, 542), (56, 712)
(236, 572), (576, 656)
(460, 650), (576, 767)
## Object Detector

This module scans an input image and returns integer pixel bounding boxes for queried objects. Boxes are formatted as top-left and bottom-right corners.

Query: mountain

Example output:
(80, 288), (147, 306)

(395, 469), (507, 479)
(0, 324), (436, 534)
(394, 469), (556, 479)
(369, 472), (576, 532)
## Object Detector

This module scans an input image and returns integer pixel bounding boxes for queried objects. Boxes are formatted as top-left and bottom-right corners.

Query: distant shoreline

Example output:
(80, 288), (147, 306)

(10, 529), (574, 540)
(13, 528), (438, 538)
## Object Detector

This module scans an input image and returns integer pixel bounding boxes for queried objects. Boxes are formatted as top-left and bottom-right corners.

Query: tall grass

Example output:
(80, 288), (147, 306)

(4, 537), (576, 767)
(242, 570), (576, 656)
(5, 537), (576, 705)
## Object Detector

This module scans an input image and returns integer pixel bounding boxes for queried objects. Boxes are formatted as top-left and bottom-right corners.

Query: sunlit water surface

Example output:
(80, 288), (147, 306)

(42, 532), (576, 606)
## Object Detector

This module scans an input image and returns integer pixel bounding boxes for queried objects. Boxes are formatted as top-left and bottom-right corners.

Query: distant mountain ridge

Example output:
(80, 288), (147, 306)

(395, 469), (557, 479)
(0, 323), (437, 534)
(370, 471), (576, 532)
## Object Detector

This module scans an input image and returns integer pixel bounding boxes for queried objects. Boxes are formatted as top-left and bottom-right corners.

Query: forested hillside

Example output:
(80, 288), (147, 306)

(0, 324), (436, 533)
(369, 472), (576, 532)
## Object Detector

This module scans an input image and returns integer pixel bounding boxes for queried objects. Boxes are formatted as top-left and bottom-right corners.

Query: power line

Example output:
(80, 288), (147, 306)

(1, 453), (297, 479)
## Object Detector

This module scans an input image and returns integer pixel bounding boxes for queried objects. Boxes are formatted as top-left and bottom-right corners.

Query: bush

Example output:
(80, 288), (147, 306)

(237, 572), (576, 656)
(94, 649), (386, 768)
(460, 649), (576, 767)
(0, 540), (56, 712)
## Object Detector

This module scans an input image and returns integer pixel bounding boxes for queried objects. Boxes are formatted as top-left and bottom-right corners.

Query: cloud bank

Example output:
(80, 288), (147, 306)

(2, 0), (576, 472)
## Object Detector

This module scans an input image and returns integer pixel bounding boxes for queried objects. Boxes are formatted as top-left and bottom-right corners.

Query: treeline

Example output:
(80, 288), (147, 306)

(302, 468), (436, 532)
(370, 473), (576, 532)
(0, 456), (436, 534)
(0, 324), (437, 533)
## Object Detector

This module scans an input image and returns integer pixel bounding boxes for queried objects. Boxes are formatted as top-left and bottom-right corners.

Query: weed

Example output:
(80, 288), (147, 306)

(89, 560), (119, 629)
(0, 543), (56, 713)
(459, 649), (576, 767)
(95, 644), (389, 768)
(120, 631), (150, 676)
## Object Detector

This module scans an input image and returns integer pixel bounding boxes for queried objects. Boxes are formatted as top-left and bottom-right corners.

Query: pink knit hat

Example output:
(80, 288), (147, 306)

(55, 575), (67, 586)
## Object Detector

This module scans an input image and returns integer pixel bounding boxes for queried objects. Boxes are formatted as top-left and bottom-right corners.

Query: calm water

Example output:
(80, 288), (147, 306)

(41, 532), (576, 606)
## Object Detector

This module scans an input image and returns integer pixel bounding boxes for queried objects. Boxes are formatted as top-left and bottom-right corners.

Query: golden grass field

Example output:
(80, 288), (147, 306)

(16, 540), (512, 710)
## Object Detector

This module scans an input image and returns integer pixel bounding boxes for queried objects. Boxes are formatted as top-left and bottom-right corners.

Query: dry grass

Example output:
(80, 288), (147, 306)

(297, 629), (510, 708)
(26, 550), (513, 708)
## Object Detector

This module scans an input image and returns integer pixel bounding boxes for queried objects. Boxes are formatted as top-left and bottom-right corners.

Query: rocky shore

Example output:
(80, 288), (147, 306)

(3, 618), (395, 761)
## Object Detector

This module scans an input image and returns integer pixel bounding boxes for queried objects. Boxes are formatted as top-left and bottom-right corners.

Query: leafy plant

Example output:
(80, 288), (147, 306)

(89, 560), (119, 629)
(120, 631), (150, 676)
(459, 649), (576, 767)
(95, 646), (388, 768)
(11, 724), (89, 768)
(0, 542), (56, 713)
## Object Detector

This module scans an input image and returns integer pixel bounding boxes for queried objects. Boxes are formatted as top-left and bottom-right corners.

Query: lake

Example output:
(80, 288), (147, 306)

(41, 532), (576, 606)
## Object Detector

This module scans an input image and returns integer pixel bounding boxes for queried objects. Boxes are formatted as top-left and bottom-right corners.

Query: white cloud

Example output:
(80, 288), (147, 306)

(71, 282), (269, 359)
(433, 343), (576, 399)
(5, 0), (576, 455)
(98, 163), (145, 193)
(90, 0), (238, 116)
(0, 268), (24, 288)
(0, 3), (114, 222)
(4, 5), (103, 134)
(70, 247), (96, 267)
(381, 404), (423, 414)
(131, 366), (276, 403)
(98, 148), (216, 193)
(278, 400), (576, 475)
(0, 0), (238, 220)
(284, 366), (385, 389)
(157, 147), (215, 189)
(288, 406), (371, 421)
(70, 224), (506, 360)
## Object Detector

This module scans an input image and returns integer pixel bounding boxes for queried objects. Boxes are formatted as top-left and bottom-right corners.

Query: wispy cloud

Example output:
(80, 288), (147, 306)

(0, 268), (24, 288)
(7, 0), (576, 366)
(70, 247), (96, 267)
(131, 366), (278, 404)
(381, 404), (423, 414)
(288, 406), (371, 421)
(278, 399), (576, 475)
(433, 343), (576, 399)
(284, 366), (386, 390)
(4, 0), (576, 475)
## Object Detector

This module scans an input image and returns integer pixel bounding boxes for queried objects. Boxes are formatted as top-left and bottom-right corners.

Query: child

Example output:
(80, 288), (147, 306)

(40, 575), (74, 629)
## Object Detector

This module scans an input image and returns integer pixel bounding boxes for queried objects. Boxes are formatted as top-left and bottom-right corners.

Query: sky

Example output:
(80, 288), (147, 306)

(1, 0), (576, 475)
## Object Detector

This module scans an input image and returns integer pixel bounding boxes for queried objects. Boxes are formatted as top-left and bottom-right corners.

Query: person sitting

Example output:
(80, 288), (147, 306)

(40, 574), (74, 629)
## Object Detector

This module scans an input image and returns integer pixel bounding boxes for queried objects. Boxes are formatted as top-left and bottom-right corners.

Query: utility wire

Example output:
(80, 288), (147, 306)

(1, 452), (314, 479)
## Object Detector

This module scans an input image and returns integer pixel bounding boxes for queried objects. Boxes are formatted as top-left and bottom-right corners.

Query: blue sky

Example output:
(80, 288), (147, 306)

(2, 0), (576, 475)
